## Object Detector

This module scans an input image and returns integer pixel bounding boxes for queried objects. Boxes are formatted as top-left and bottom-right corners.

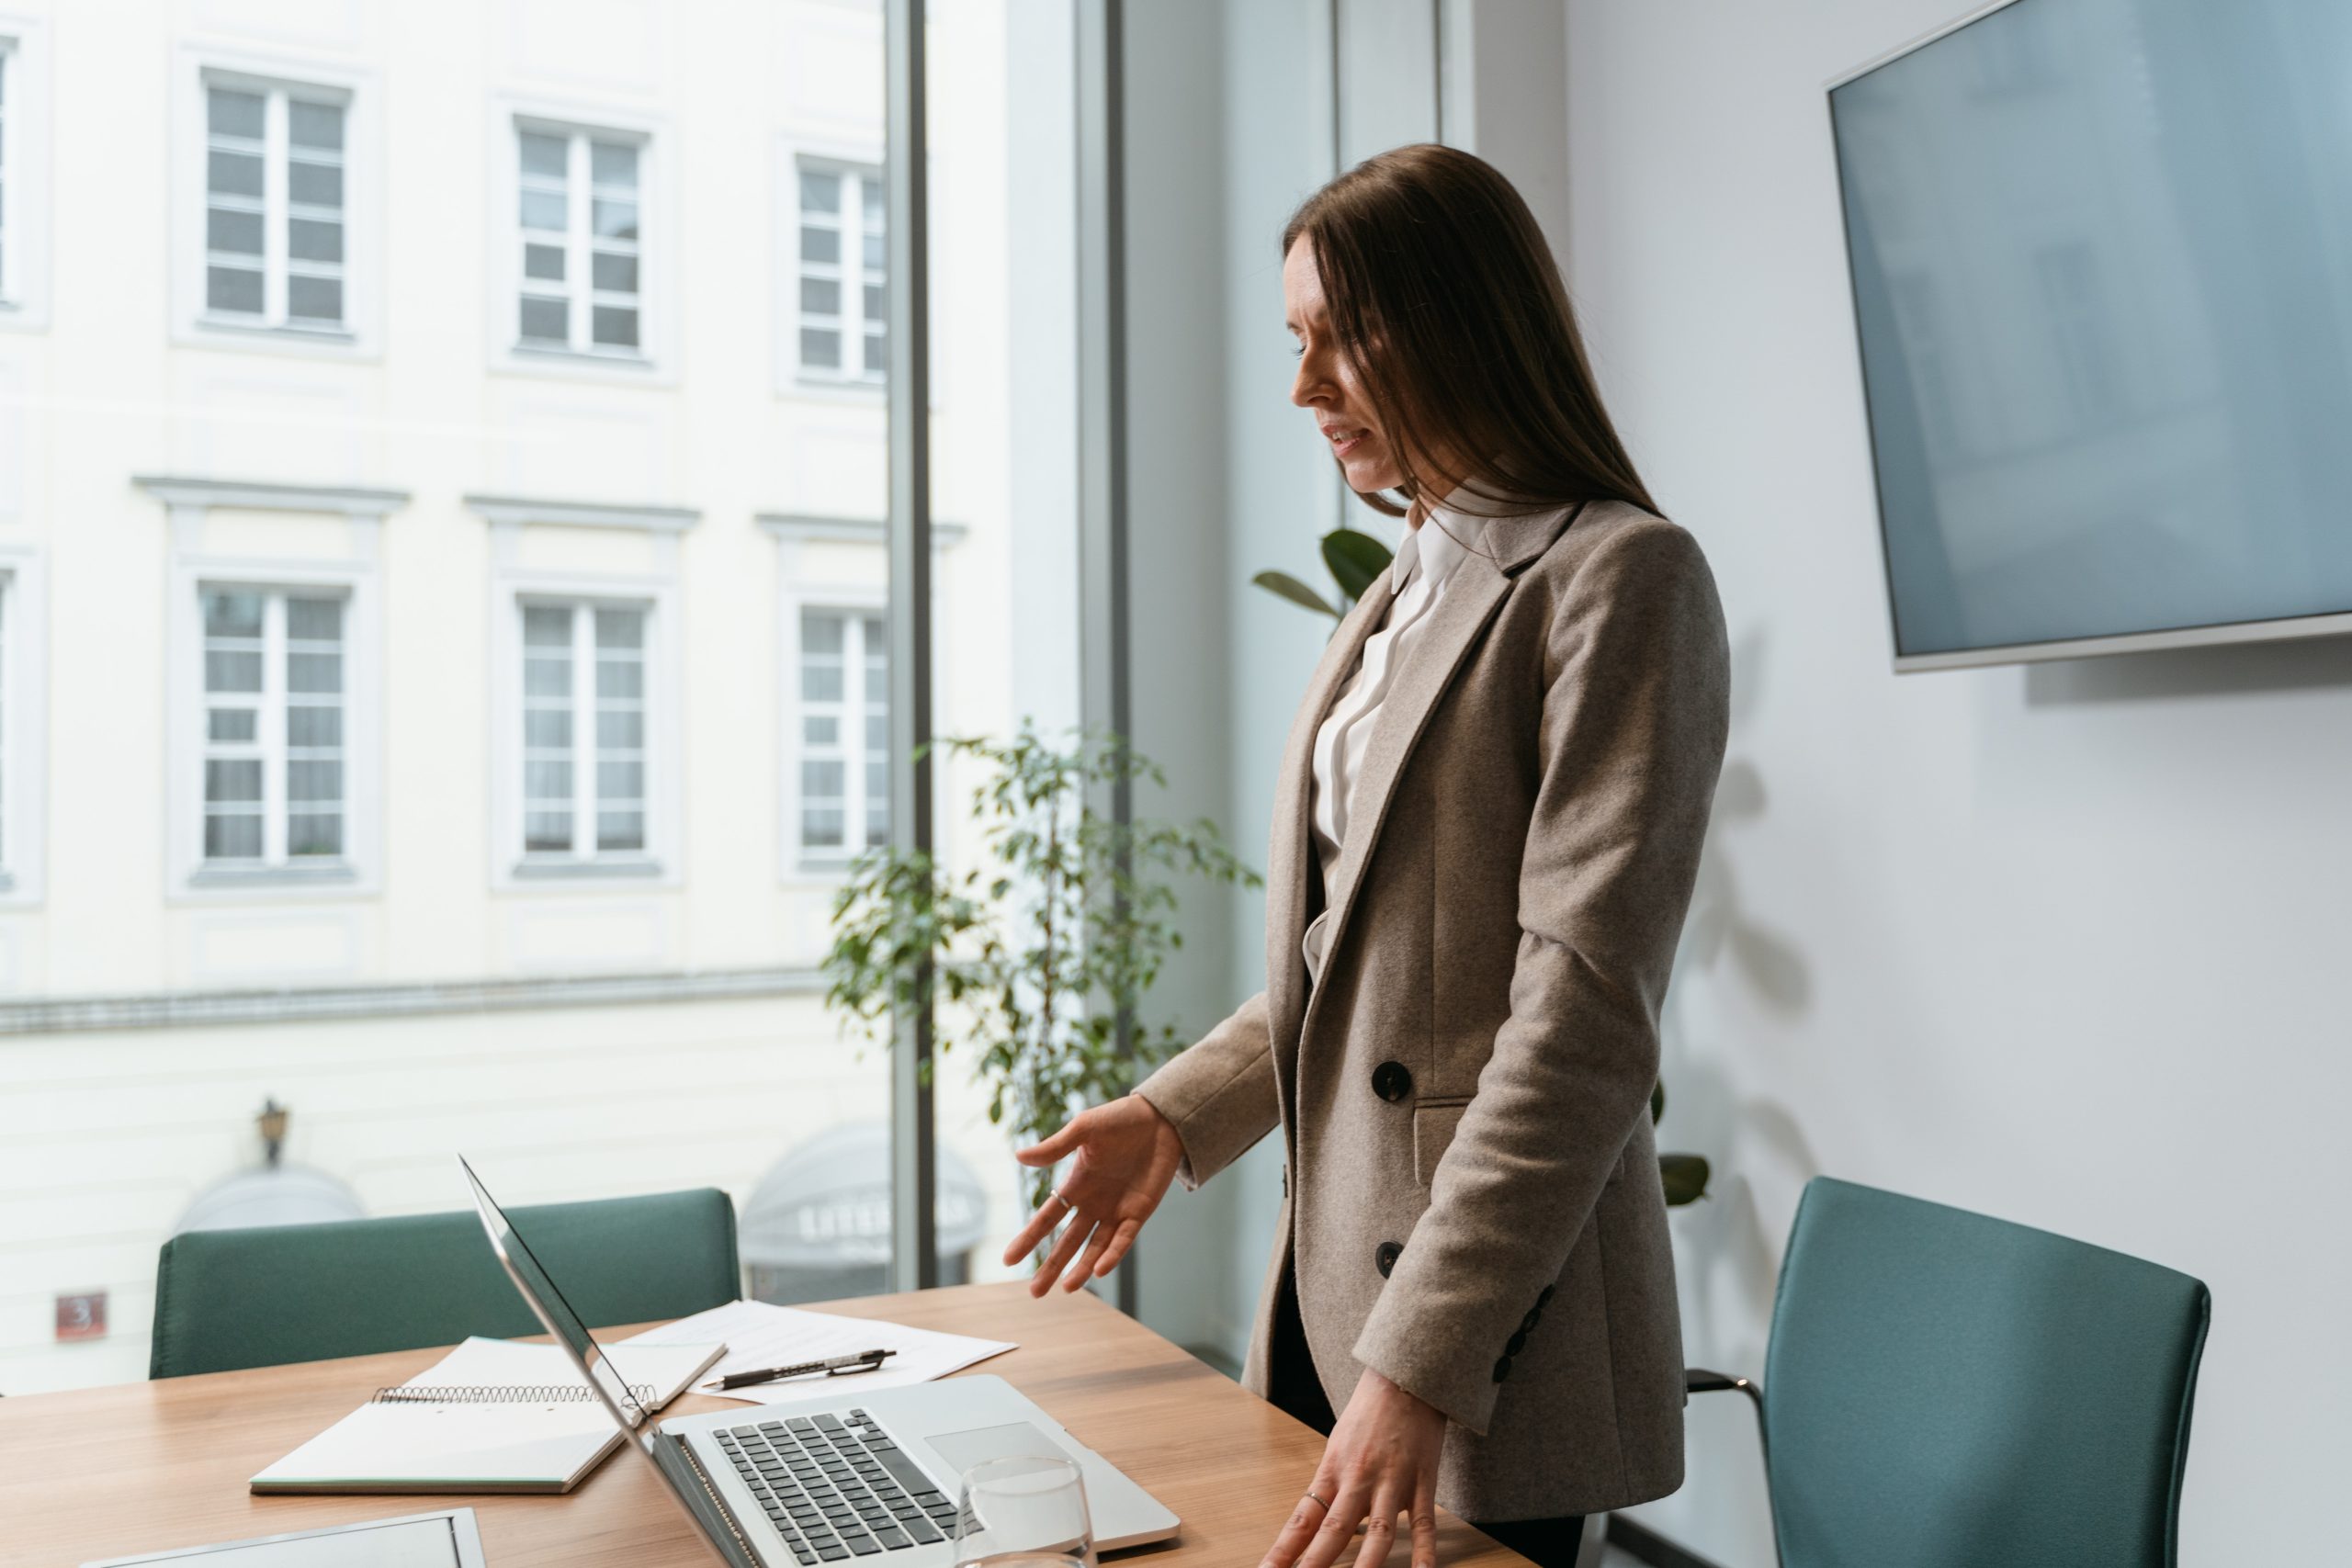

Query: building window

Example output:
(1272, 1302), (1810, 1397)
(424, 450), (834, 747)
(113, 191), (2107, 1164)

(516, 124), (642, 357)
(798, 608), (887, 854)
(199, 588), (347, 866)
(797, 163), (884, 383)
(521, 601), (650, 863)
(202, 80), (347, 333)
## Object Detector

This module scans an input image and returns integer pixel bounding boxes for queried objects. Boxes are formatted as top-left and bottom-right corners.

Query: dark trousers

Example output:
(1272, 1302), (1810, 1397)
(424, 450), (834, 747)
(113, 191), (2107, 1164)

(1265, 1270), (1589, 1568)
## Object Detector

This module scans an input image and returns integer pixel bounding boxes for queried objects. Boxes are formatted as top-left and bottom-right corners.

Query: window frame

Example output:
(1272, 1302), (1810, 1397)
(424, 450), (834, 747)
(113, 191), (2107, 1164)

(491, 96), (673, 382)
(513, 120), (647, 363)
(514, 596), (656, 872)
(761, 513), (963, 885)
(791, 602), (890, 865)
(791, 157), (887, 388)
(0, 15), (52, 329)
(198, 76), (352, 337)
(173, 46), (375, 356)
(486, 538), (684, 889)
(167, 554), (381, 898)
(775, 133), (888, 400)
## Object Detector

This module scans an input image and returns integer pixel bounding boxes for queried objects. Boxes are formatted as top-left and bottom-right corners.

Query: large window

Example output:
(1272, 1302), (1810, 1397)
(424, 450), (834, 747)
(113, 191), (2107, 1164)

(797, 608), (888, 856)
(797, 163), (886, 383)
(7, 0), (1104, 1402)
(198, 589), (348, 868)
(202, 80), (348, 333)
(521, 601), (650, 865)
(515, 124), (644, 357)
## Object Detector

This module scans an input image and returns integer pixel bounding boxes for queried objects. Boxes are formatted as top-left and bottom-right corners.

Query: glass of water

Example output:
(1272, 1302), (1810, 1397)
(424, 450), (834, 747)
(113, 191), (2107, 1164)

(950, 1454), (1096, 1568)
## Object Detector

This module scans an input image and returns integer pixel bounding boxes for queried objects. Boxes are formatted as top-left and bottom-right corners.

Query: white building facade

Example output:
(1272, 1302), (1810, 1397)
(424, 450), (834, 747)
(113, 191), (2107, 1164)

(0, 0), (1082, 1393)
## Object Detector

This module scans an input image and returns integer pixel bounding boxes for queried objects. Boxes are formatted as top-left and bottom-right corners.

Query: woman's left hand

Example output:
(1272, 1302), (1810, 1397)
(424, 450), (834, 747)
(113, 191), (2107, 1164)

(1259, 1368), (1445, 1568)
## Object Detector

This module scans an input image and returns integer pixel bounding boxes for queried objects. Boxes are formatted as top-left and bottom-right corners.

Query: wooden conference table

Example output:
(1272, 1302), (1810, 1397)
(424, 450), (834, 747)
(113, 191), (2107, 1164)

(0, 1282), (1534, 1568)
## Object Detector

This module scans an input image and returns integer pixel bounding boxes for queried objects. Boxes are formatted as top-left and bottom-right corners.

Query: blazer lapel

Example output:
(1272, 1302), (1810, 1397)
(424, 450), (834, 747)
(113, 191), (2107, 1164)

(1288, 501), (1588, 1062)
(1264, 571), (1397, 1101)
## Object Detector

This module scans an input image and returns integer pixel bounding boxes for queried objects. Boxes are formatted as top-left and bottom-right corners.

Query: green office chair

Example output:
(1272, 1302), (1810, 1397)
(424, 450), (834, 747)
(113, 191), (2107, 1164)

(1688, 1177), (2209, 1568)
(150, 1187), (741, 1379)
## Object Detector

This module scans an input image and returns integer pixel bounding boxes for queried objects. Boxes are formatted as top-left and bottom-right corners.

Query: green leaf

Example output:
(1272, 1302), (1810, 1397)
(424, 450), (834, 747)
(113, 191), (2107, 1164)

(1322, 528), (1393, 602)
(1659, 1153), (1711, 1207)
(816, 721), (1263, 1190)
(1252, 570), (1341, 619)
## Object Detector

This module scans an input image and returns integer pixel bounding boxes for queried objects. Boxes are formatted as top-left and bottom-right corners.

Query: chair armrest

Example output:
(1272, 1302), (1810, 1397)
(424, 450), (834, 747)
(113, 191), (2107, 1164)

(1685, 1368), (1758, 1397)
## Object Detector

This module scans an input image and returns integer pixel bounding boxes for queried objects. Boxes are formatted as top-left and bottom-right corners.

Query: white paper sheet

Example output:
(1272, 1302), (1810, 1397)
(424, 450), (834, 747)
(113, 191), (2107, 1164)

(622, 1299), (1016, 1405)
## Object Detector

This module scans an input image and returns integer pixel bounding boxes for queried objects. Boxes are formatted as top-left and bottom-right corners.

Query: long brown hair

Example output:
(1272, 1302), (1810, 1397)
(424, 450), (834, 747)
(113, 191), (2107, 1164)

(1282, 143), (1661, 521)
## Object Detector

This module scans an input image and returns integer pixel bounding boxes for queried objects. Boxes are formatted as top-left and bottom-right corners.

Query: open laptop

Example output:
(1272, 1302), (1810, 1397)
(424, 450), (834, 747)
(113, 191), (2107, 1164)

(458, 1156), (1179, 1567)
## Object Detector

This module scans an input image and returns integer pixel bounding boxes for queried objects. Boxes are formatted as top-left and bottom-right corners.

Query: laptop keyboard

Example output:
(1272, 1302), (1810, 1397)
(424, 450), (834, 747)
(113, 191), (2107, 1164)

(717, 1408), (959, 1562)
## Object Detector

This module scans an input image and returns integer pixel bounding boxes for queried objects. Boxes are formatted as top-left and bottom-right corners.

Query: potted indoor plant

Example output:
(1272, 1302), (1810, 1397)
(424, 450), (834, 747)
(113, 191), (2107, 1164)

(820, 722), (1261, 1235)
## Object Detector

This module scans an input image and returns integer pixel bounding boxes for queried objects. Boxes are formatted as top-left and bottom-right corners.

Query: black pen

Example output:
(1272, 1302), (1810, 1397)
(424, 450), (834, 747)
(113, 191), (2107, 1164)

(710, 1348), (898, 1391)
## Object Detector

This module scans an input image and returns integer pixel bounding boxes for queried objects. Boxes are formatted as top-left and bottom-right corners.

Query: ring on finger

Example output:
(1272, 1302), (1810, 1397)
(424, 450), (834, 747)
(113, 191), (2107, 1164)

(1303, 1490), (1329, 1512)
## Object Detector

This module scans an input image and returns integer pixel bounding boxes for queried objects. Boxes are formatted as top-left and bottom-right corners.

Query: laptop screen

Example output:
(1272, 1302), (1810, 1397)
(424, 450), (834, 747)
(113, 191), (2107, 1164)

(456, 1156), (645, 1427)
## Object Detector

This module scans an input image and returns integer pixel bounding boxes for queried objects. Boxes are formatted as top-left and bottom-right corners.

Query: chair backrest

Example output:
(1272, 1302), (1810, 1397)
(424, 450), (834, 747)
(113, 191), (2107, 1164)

(151, 1187), (741, 1379)
(1763, 1178), (2208, 1568)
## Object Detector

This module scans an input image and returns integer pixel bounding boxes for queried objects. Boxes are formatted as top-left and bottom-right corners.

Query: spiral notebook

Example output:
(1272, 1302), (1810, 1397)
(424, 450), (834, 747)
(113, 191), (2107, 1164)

(250, 1335), (723, 1495)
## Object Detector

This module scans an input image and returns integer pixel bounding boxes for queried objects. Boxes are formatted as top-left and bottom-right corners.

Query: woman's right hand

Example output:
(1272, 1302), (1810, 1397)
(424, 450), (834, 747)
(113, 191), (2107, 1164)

(1001, 1094), (1186, 1297)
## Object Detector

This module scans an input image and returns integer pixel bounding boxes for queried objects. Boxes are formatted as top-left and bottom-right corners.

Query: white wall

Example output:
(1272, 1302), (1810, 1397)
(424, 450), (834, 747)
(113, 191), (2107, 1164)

(1564, 1), (2352, 1561)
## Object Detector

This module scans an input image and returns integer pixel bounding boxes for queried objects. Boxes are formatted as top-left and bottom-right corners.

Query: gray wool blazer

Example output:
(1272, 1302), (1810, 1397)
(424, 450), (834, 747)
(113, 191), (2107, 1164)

(1135, 497), (1730, 1522)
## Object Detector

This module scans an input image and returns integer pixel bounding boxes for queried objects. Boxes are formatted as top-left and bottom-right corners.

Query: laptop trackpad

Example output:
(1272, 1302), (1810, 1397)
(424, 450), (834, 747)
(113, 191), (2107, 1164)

(923, 1421), (1069, 1479)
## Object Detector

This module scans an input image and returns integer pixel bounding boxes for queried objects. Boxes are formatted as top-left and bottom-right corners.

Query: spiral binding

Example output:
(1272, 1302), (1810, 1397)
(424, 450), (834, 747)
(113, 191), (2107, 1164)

(369, 1382), (656, 1406)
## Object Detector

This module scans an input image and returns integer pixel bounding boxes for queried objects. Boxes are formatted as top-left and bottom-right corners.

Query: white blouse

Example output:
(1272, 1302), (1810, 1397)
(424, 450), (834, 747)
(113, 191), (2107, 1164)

(1301, 492), (1490, 982)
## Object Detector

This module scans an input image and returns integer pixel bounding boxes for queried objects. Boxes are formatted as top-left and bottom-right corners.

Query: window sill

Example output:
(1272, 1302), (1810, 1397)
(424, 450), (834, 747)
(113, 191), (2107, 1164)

(195, 314), (359, 346)
(507, 343), (656, 369)
(787, 373), (888, 401)
(511, 856), (664, 883)
(187, 862), (361, 890)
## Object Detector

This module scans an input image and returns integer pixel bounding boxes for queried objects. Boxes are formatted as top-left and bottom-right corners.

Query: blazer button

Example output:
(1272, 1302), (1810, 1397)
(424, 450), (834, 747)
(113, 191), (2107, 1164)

(1505, 1330), (1528, 1357)
(1492, 1355), (1512, 1383)
(1520, 1310), (1541, 1335)
(1372, 1061), (1413, 1102)
(1537, 1285), (1556, 1308)
(1375, 1241), (1402, 1278)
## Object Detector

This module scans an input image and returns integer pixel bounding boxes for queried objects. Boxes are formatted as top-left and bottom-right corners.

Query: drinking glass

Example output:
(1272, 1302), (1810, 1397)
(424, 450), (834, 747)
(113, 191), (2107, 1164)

(950, 1453), (1096, 1568)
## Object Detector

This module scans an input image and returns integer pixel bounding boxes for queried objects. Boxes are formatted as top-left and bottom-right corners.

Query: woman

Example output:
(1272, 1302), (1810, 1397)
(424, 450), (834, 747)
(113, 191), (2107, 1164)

(1000, 144), (1729, 1568)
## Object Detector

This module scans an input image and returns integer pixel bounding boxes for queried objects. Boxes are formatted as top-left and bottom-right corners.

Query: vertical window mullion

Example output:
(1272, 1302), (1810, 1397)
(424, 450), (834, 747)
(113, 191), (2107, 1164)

(261, 593), (288, 865)
(262, 89), (288, 327)
(570, 604), (594, 856)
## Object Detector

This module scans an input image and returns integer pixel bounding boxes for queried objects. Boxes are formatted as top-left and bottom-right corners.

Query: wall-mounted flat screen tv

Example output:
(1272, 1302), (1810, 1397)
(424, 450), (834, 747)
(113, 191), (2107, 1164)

(1830, 0), (2352, 671)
